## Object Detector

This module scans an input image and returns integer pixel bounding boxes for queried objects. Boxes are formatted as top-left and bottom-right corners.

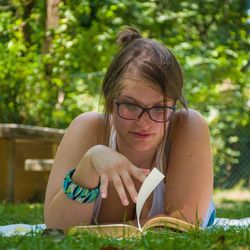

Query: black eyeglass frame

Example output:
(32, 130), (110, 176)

(114, 99), (176, 123)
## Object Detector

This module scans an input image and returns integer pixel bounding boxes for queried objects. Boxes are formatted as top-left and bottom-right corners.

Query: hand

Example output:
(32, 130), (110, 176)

(88, 145), (150, 206)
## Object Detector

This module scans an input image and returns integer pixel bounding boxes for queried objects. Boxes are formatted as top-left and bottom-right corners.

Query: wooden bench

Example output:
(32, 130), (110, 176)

(24, 159), (54, 172)
(0, 123), (64, 202)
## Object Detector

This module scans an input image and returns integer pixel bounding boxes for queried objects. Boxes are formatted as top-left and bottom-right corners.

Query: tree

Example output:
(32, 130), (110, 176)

(0, 0), (249, 187)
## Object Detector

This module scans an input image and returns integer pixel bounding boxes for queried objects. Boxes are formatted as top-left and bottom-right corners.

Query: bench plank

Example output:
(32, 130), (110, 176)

(24, 159), (53, 171)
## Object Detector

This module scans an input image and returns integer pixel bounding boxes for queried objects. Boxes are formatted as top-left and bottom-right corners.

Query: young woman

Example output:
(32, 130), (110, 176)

(44, 27), (215, 232)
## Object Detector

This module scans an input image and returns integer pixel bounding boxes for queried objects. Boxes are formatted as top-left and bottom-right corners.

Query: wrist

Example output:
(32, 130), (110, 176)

(63, 168), (100, 203)
(72, 150), (100, 189)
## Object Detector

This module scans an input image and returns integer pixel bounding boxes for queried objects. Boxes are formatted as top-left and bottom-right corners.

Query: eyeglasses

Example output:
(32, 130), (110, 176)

(114, 99), (175, 123)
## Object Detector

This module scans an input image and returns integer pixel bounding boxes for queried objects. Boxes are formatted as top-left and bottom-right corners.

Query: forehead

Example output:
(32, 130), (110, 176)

(119, 78), (163, 100)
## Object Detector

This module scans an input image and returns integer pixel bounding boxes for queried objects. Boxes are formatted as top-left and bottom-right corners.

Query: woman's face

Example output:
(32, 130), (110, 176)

(112, 78), (173, 154)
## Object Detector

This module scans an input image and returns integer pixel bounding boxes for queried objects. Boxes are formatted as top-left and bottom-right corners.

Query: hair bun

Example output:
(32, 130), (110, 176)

(117, 27), (142, 48)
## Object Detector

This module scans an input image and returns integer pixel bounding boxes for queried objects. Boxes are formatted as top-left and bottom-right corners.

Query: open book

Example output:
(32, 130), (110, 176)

(68, 168), (196, 238)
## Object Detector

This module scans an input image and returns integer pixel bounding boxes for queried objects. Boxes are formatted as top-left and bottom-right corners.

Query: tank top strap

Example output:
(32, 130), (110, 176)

(109, 126), (116, 150)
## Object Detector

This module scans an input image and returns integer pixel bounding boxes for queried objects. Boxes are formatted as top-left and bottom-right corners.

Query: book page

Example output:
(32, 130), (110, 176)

(136, 167), (165, 231)
(68, 223), (142, 238)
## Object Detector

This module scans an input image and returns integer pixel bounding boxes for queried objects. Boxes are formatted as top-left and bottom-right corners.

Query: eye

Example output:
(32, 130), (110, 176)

(152, 106), (165, 113)
(123, 103), (139, 111)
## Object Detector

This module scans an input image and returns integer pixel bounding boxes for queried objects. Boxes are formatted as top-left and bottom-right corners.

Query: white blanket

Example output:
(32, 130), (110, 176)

(0, 224), (46, 237)
(212, 217), (250, 228)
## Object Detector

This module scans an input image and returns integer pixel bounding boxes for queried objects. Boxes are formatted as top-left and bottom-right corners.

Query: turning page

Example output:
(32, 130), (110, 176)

(136, 167), (165, 230)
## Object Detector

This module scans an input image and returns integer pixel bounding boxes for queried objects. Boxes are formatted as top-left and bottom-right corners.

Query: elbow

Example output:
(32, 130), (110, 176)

(44, 202), (56, 230)
(44, 199), (65, 231)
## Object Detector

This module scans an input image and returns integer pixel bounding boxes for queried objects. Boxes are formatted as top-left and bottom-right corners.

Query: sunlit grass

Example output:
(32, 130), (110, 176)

(213, 189), (250, 219)
(0, 202), (43, 225)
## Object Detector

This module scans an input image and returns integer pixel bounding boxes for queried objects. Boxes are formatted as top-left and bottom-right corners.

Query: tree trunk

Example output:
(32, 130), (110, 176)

(46, 0), (60, 29)
(22, 0), (36, 43)
(43, 0), (60, 54)
(43, 0), (60, 76)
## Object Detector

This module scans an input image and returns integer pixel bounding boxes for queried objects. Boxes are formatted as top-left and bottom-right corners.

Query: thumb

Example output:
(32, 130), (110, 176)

(131, 166), (150, 183)
(143, 168), (151, 175)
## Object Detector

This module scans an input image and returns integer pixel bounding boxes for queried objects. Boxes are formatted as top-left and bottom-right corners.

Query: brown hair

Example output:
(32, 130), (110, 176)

(100, 27), (188, 171)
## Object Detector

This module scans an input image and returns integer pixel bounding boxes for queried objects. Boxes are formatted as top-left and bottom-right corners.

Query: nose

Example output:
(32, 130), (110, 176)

(136, 110), (151, 125)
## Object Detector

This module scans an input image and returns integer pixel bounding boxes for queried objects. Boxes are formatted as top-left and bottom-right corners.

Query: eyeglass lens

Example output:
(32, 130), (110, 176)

(118, 103), (174, 122)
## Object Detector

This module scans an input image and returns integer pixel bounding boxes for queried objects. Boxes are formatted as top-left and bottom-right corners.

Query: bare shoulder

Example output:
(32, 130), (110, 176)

(45, 112), (103, 205)
(54, 111), (105, 166)
(51, 111), (105, 175)
(170, 108), (210, 140)
(168, 107), (212, 173)
(64, 111), (103, 144)
(173, 108), (208, 127)
(165, 109), (213, 224)
(52, 111), (103, 168)
(67, 111), (102, 133)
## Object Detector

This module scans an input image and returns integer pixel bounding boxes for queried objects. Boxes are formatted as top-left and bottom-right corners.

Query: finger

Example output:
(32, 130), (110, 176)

(112, 174), (129, 206)
(130, 166), (150, 183)
(120, 171), (138, 203)
(100, 175), (109, 198)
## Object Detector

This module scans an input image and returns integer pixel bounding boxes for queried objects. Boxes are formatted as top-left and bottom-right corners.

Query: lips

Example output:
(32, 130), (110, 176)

(129, 131), (153, 139)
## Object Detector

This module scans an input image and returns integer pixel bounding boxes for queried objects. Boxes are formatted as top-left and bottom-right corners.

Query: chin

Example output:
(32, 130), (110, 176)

(128, 141), (158, 153)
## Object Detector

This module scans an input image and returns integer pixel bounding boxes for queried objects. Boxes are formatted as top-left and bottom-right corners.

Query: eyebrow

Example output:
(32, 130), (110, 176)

(119, 96), (167, 106)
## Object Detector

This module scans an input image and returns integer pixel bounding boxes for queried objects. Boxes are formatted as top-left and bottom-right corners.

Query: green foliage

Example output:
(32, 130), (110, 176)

(0, 0), (249, 187)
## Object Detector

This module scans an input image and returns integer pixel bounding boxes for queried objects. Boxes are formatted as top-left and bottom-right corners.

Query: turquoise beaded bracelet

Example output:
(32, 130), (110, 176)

(63, 168), (100, 203)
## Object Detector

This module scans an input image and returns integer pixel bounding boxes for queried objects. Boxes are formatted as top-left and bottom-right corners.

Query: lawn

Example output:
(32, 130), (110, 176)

(0, 189), (250, 250)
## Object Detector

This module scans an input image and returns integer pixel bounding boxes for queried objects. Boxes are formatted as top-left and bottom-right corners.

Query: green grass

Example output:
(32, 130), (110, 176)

(1, 190), (250, 250)
(0, 203), (43, 225)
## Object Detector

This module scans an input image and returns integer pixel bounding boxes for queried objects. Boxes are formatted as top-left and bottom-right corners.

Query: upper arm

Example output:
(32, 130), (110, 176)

(44, 111), (102, 208)
(165, 109), (213, 223)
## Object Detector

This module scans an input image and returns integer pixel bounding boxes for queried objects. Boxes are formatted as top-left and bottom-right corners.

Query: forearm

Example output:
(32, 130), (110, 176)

(72, 148), (100, 189)
(45, 150), (100, 231)
(45, 189), (95, 232)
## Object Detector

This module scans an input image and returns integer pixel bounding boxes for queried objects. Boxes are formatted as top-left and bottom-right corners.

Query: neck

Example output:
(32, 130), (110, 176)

(116, 137), (158, 169)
